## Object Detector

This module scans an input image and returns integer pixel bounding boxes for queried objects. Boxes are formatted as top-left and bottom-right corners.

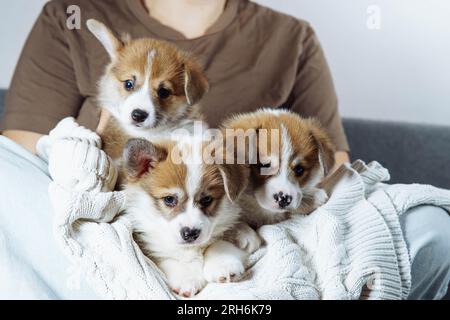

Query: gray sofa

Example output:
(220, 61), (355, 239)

(0, 88), (449, 299)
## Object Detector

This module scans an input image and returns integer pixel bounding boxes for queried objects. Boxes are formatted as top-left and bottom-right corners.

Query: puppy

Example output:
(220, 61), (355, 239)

(121, 136), (249, 297)
(86, 19), (208, 162)
(222, 109), (336, 230)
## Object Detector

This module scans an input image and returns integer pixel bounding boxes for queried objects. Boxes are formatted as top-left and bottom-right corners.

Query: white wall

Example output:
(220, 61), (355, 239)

(1, 0), (450, 125)
(0, 0), (47, 88)
(254, 0), (450, 125)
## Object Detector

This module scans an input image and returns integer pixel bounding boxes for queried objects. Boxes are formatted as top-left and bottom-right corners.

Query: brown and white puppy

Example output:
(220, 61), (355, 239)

(121, 135), (249, 297)
(86, 19), (208, 162)
(222, 109), (336, 230)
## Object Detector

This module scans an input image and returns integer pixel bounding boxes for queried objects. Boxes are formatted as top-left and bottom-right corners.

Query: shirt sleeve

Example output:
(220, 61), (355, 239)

(0, 1), (83, 134)
(288, 23), (349, 152)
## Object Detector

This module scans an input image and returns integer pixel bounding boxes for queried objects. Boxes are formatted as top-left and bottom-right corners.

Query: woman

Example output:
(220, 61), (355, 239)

(0, 0), (448, 299)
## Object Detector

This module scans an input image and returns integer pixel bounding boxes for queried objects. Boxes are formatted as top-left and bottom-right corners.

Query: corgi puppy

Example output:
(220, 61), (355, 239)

(86, 19), (208, 162)
(122, 136), (249, 297)
(222, 109), (336, 229)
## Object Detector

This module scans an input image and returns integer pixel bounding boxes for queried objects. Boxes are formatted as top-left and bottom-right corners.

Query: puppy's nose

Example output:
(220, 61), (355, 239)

(180, 227), (201, 243)
(131, 109), (149, 123)
(273, 191), (292, 209)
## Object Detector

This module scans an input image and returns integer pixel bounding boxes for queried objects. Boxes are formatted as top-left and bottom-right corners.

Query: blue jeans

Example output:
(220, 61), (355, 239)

(0, 136), (449, 299)
(401, 205), (450, 299)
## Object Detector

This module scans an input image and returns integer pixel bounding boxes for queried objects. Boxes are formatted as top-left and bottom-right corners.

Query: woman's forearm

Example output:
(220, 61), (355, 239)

(2, 130), (43, 154)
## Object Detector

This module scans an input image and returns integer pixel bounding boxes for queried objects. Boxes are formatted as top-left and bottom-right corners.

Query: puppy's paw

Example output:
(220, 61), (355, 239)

(159, 259), (206, 298)
(234, 224), (262, 254)
(203, 240), (246, 283)
(204, 255), (245, 283)
(169, 275), (207, 298)
(313, 188), (329, 208)
(299, 187), (329, 214)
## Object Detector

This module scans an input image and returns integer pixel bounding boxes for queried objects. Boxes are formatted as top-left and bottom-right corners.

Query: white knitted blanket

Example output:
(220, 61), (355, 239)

(43, 118), (450, 300)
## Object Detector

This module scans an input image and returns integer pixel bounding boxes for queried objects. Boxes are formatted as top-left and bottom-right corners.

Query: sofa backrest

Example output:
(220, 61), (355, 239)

(343, 118), (450, 189)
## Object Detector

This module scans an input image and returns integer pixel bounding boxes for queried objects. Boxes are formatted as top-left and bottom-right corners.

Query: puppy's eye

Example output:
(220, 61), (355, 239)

(157, 86), (171, 99)
(293, 164), (304, 177)
(163, 196), (178, 207)
(199, 196), (213, 208)
(124, 79), (135, 91)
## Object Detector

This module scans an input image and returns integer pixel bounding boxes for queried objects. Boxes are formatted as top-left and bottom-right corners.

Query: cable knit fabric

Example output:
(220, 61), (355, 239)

(45, 118), (450, 300)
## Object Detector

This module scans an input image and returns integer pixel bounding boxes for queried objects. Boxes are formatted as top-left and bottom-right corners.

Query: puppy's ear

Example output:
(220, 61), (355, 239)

(218, 164), (249, 202)
(120, 32), (132, 45)
(87, 19), (124, 61)
(183, 62), (209, 106)
(123, 139), (167, 180)
(310, 124), (336, 177)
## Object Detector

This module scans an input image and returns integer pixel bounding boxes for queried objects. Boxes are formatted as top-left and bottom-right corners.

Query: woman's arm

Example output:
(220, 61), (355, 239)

(2, 130), (42, 154)
(3, 108), (111, 155)
(287, 23), (350, 169)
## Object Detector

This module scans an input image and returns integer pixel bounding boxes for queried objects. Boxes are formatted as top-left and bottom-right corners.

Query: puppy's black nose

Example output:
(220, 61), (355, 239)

(131, 109), (149, 123)
(273, 191), (292, 209)
(180, 227), (201, 243)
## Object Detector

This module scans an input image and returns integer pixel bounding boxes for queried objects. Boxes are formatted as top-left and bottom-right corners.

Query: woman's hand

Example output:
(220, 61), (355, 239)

(333, 151), (350, 173)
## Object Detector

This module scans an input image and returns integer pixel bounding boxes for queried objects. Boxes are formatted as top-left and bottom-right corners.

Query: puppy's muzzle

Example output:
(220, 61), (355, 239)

(131, 109), (149, 123)
(180, 227), (201, 243)
(273, 191), (292, 209)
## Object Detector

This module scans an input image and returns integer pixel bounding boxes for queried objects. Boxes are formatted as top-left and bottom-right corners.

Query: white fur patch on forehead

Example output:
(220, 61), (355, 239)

(145, 49), (156, 77)
(279, 124), (294, 177)
(184, 69), (192, 106)
(173, 136), (204, 198)
(186, 160), (204, 198)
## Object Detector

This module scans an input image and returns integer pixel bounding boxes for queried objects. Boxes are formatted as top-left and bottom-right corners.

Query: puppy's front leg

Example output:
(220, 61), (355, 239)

(158, 258), (206, 298)
(298, 187), (329, 214)
(225, 222), (262, 254)
(203, 240), (246, 283)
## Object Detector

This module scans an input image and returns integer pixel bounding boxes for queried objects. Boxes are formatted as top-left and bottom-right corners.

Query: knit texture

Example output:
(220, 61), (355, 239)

(45, 118), (450, 300)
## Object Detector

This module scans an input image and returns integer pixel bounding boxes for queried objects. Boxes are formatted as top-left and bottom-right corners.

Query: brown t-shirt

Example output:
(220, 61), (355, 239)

(1, 0), (349, 151)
